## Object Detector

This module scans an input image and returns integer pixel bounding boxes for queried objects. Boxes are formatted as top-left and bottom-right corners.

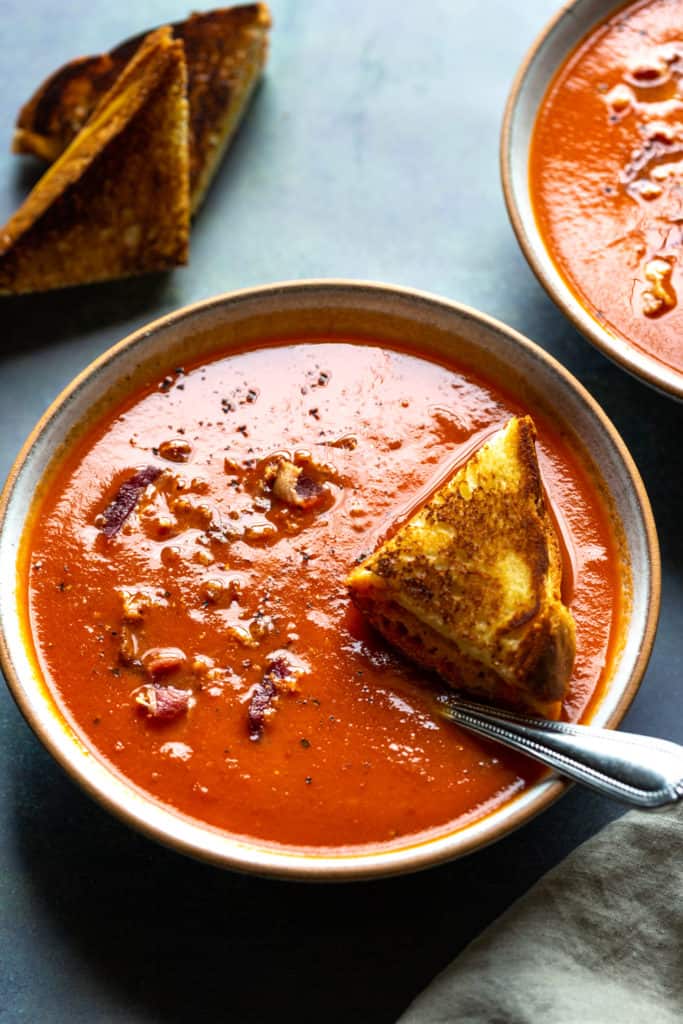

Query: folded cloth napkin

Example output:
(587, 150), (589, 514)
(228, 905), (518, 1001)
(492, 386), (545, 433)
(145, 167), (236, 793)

(398, 803), (683, 1023)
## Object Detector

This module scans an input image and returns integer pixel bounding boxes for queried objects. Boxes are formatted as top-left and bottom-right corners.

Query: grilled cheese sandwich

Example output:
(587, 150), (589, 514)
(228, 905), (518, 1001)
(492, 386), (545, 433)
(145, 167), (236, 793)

(0, 27), (190, 293)
(12, 4), (271, 212)
(346, 416), (576, 718)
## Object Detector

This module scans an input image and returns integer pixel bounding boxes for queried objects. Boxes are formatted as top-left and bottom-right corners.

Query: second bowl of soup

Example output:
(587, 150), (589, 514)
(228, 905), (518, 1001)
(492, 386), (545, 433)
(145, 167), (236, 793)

(503, 0), (683, 400)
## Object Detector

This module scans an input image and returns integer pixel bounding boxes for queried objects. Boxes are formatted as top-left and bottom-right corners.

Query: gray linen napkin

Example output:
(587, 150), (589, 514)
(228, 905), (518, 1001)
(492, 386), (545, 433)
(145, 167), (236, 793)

(398, 804), (683, 1023)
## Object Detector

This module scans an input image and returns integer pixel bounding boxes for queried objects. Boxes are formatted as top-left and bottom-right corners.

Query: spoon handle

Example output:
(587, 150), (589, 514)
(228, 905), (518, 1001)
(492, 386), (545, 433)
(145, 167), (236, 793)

(435, 695), (683, 809)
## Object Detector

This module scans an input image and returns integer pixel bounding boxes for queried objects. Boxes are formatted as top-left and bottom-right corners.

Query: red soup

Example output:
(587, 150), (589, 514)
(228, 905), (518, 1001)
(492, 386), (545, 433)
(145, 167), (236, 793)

(531, 0), (683, 375)
(24, 341), (624, 851)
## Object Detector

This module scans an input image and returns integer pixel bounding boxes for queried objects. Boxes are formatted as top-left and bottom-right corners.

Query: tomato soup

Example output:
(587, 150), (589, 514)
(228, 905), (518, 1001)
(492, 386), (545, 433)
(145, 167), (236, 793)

(530, 0), (683, 374)
(24, 341), (623, 851)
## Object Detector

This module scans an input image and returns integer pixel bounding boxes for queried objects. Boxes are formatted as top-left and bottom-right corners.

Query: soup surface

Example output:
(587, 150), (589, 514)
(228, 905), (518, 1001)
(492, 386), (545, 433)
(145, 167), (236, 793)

(26, 340), (622, 851)
(530, 0), (683, 374)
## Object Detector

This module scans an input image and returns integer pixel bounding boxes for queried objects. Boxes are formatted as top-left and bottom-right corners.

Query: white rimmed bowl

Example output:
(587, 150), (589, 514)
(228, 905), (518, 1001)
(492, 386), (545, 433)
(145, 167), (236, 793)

(502, 0), (683, 401)
(0, 280), (660, 879)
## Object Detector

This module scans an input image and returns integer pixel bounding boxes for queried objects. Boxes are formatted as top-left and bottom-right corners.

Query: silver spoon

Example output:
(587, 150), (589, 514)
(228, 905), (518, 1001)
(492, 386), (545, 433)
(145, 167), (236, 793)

(434, 694), (683, 809)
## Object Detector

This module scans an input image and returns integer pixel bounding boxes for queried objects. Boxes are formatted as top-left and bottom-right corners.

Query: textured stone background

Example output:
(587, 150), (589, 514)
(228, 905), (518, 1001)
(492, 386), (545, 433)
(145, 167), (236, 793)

(0, 2), (680, 1021)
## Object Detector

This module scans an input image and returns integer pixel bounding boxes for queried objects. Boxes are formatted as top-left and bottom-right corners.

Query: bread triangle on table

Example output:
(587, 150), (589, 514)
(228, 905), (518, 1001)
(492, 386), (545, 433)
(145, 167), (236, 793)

(12, 4), (272, 213)
(346, 416), (576, 718)
(0, 27), (190, 294)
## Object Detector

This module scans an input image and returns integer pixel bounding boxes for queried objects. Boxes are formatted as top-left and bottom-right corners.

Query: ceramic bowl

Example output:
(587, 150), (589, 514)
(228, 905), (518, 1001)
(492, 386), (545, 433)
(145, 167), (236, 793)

(501, 0), (683, 401)
(0, 281), (660, 879)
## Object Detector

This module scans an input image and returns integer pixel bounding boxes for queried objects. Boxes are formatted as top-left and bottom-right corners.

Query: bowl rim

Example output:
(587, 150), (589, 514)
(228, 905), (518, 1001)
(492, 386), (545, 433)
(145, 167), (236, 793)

(500, 0), (683, 402)
(0, 278), (661, 880)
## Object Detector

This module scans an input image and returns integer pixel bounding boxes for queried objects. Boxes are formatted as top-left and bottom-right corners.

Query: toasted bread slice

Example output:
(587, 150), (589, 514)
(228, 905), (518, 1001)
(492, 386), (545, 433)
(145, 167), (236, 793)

(0, 27), (189, 294)
(178, 5), (271, 211)
(13, 4), (271, 212)
(346, 416), (576, 718)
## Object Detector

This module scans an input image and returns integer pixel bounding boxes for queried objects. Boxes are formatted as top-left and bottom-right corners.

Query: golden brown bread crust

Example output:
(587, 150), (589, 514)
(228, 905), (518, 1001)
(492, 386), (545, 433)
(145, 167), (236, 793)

(346, 416), (576, 718)
(13, 5), (271, 211)
(0, 28), (190, 294)
(178, 5), (271, 211)
(13, 49), (142, 162)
